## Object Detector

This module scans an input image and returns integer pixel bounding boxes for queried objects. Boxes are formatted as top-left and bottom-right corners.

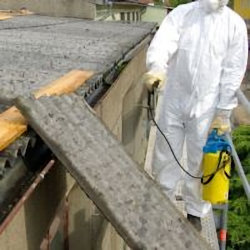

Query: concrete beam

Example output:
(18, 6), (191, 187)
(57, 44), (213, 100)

(15, 94), (211, 250)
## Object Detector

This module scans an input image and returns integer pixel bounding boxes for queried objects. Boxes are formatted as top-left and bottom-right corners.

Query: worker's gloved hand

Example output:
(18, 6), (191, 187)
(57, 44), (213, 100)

(142, 71), (166, 92)
(211, 109), (232, 135)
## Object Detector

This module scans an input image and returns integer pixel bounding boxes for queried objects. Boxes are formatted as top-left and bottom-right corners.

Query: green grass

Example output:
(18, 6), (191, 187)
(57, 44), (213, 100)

(228, 126), (250, 249)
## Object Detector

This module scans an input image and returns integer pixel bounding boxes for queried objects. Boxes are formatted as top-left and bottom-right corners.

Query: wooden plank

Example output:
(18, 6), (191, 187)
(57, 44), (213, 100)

(34, 70), (93, 98)
(0, 107), (27, 151)
(0, 70), (93, 151)
(0, 14), (12, 21)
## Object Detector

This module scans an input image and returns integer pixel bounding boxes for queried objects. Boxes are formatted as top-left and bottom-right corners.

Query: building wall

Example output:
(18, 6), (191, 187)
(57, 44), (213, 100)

(94, 46), (149, 167)
(234, 0), (250, 19)
(141, 6), (167, 25)
(96, 4), (167, 24)
(0, 0), (96, 19)
(0, 43), (149, 250)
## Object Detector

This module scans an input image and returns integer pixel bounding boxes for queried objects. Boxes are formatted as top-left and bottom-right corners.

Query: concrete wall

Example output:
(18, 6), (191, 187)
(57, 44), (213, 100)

(0, 43), (149, 250)
(0, 0), (96, 19)
(234, 0), (250, 20)
(94, 46), (148, 167)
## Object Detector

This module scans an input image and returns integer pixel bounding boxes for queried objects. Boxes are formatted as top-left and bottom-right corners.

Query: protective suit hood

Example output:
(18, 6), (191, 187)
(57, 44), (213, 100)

(200, 0), (229, 13)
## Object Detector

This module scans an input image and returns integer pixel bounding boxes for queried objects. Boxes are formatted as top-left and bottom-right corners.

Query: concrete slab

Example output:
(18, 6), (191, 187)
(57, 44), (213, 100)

(0, 15), (155, 103)
(15, 94), (211, 250)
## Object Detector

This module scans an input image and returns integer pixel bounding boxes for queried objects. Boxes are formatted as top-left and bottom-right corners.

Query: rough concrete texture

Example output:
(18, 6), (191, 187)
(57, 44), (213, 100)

(15, 94), (211, 250)
(0, 15), (155, 104)
(0, 0), (96, 19)
(233, 105), (250, 125)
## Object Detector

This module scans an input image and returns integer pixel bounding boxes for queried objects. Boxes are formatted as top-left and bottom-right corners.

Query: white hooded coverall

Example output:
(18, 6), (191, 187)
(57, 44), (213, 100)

(147, 0), (248, 217)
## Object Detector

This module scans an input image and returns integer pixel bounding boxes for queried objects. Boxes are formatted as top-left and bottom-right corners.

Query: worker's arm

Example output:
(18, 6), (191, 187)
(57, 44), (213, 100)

(217, 17), (248, 111)
(146, 6), (185, 74)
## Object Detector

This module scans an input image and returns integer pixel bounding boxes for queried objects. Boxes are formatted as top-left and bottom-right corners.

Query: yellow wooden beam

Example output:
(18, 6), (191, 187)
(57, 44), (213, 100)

(0, 70), (94, 151)
(0, 9), (33, 21)
(0, 14), (13, 21)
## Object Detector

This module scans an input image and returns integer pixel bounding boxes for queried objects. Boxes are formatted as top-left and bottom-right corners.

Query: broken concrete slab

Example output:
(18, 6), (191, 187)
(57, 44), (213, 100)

(15, 94), (211, 250)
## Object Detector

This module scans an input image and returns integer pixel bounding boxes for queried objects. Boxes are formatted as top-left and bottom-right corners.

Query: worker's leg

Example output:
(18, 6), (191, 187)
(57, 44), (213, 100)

(183, 111), (215, 218)
(152, 112), (185, 200)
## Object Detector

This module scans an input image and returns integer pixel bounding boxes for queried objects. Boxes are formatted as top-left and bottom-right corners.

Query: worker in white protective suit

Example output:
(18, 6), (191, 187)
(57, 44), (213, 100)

(144, 0), (248, 231)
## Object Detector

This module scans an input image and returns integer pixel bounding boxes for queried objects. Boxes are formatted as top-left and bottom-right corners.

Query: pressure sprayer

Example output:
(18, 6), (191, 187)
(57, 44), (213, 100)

(202, 130), (232, 204)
